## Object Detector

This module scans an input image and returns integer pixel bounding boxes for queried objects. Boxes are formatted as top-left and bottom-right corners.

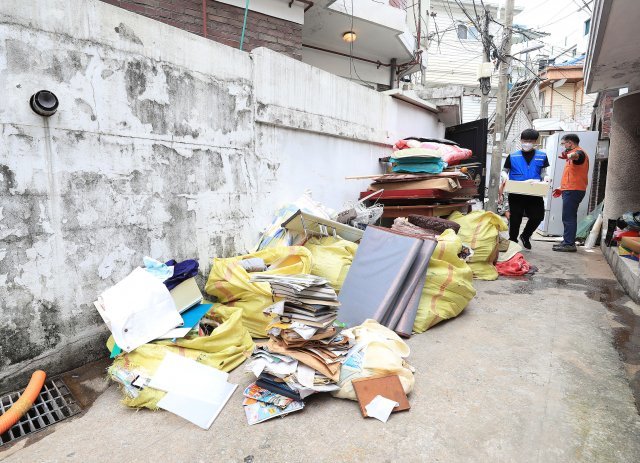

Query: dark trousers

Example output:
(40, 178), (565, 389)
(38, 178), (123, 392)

(562, 190), (586, 245)
(508, 193), (545, 242)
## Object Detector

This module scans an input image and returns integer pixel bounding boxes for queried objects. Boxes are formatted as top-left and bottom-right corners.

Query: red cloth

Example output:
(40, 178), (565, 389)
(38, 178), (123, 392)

(496, 252), (531, 276)
(392, 139), (473, 166)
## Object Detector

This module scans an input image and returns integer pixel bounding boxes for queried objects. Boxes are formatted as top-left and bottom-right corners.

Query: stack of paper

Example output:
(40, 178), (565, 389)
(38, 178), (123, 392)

(251, 274), (339, 330)
(242, 274), (352, 424)
(150, 352), (237, 429)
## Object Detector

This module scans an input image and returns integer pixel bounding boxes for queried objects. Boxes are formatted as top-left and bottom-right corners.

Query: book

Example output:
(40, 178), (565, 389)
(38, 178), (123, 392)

(351, 374), (410, 418)
(169, 277), (203, 313)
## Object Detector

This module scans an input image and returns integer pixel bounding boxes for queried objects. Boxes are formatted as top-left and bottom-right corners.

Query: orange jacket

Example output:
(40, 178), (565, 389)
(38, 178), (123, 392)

(560, 146), (589, 191)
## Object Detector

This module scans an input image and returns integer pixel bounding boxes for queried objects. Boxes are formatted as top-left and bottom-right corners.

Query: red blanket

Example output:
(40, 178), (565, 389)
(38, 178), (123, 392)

(496, 253), (530, 276)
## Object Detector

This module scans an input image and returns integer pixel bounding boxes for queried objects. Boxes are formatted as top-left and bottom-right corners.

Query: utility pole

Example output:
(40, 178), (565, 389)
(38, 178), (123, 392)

(479, 10), (491, 119)
(486, 0), (515, 213)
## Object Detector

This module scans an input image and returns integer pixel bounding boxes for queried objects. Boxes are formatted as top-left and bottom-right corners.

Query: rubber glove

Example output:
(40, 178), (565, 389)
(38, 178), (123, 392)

(552, 189), (562, 198)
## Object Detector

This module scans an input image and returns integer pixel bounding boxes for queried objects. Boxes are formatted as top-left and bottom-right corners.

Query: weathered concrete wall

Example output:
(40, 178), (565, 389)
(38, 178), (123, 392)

(603, 91), (640, 225)
(0, 0), (442, 392)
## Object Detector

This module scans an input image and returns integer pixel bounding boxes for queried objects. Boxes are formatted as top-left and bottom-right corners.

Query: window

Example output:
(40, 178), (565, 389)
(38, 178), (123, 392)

(457, 24), (467, 40)
(457, 24), (479, 41)
(584, 18), (591, 35)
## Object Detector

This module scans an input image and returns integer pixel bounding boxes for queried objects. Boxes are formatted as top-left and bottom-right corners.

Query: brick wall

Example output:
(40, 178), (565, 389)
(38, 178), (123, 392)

(593, 89), (617, 139)
(100, 0), (303, 59)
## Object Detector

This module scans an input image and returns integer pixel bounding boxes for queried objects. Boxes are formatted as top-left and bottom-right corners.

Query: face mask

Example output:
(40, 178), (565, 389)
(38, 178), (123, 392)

(521, 143), (534, 151)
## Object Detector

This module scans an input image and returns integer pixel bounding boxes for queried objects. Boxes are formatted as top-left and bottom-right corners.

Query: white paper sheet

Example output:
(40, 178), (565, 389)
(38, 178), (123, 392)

(150, 352), (229, 398)
(291, 323), (318, 340)
(151, 353), (237, 429)
(365, 395), (399, 423)
(155, 327), (192, 340)
(98, 267), (182, 352)
(296, 364), (316, 388)
(157, 383), (237, 430)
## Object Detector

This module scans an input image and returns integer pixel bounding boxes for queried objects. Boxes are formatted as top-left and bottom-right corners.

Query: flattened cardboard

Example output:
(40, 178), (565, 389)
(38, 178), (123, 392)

(503, 180), (550, 197)
(351, 374), (410, 417)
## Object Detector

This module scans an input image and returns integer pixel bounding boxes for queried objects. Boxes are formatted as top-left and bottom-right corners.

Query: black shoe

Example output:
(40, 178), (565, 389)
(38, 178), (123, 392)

(519, 235), (531, 250)
(552, 243), (577, 252)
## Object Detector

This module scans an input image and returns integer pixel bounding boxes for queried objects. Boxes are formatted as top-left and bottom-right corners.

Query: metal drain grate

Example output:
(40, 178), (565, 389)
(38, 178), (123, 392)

(0, 378), (81, 446)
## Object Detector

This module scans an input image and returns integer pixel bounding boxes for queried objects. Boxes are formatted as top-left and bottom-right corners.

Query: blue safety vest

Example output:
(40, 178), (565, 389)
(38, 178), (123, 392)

(508, 150), (547, 181)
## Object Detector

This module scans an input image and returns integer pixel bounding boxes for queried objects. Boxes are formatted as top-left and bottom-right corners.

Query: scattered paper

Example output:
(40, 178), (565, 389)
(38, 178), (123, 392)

(150, 352), (229, 397)
(296, 364), (316, 388)
(250, 359), (267, 378)
(150, 352), (236, 430)
(158, 384), (236, 430)
(243, 383), (294, 409)
(263, 300), (285, 316)
(155, 327), (191, 340)
(156, 303), (212, 340)
(291, 323), (318, 340)
(243, 398), (304, 425)
(97, 267), (182, 352)
(149, 352), (229, 397)
(365, 395), (399, 423)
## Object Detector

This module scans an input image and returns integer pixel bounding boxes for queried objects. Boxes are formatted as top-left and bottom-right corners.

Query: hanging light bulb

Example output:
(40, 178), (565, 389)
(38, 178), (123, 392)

(342, 31), (357, 43)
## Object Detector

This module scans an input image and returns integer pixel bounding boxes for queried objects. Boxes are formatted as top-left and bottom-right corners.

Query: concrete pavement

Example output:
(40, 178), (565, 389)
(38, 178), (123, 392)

(2, 242), (640, 463)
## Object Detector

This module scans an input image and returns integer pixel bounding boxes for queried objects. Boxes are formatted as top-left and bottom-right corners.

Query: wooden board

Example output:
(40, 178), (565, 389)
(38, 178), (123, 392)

(351, 374), (410, 417)
(379, 202), (472, 219)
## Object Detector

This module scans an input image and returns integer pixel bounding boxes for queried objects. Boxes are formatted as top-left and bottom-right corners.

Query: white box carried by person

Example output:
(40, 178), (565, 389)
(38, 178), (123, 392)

(504, 179), (551, 197)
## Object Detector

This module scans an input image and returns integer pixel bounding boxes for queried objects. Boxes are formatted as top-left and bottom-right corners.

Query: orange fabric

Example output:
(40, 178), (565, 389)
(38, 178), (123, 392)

(560, 146), (589, 191)
(496, 253), (530, 276)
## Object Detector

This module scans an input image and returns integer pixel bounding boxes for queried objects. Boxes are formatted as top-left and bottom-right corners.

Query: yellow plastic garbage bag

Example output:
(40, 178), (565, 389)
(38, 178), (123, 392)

(204, 246), (312, 337)
(332, 319), (414, 400)
(413, 229), (476, 333)
(449, 210), (507, 280)
(303, 236), (358, 293)
(108, 304), (254, 409)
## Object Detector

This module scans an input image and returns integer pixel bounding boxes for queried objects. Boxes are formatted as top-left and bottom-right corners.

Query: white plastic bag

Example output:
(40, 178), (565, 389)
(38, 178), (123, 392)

(332, 319), (414, 400)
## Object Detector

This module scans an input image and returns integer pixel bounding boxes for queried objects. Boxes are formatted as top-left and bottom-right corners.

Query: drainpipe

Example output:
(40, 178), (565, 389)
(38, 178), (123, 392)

(390, 58), (398, 89)
(240, 0), (250, 50)
(202, 0), (207, 38)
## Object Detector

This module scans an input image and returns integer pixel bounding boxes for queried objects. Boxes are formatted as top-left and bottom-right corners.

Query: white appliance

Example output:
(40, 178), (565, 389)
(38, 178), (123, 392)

(538, 131), (599, 236)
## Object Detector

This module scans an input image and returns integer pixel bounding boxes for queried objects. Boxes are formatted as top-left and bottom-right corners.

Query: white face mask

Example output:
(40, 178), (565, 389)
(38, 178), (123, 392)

(521, 142), (534, 151)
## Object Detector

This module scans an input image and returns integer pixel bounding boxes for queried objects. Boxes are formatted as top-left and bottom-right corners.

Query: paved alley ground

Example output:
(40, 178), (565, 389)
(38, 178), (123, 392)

(2, 242), (640, 463)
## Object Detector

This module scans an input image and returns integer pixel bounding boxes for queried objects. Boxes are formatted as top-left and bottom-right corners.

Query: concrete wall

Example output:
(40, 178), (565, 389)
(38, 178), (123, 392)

(0, 0), (442, 392)
(602, 91), (640, 225)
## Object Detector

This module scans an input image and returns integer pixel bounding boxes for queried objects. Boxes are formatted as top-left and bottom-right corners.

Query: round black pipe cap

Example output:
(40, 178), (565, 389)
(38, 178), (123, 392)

(30, 90), (59, 117)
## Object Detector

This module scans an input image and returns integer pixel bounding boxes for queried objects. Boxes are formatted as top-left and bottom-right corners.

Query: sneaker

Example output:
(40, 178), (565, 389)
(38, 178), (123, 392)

(519, 235), (531, 250)
(552, 243), (577, 252)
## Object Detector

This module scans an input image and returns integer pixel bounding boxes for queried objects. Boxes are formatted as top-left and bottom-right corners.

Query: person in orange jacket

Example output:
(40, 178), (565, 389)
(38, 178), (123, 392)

(552, 133), (590, 252)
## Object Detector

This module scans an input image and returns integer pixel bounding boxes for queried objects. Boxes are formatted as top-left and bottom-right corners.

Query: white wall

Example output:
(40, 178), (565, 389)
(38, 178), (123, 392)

(424, 2), (501, 88)
(0, 0), (442, 391)
(301, 47), (390, 88)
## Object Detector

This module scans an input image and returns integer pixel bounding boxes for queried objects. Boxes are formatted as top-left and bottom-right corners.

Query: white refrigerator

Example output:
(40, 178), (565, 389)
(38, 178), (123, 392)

(538, 131), (599, 236)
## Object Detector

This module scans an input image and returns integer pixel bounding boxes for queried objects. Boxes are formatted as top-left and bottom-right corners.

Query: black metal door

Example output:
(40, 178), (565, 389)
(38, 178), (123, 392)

(445, 118), (488, 203)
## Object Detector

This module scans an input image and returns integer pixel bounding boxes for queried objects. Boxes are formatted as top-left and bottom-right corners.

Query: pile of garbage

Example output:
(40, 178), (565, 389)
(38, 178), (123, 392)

(93, 189), (514, 429)
(241, 274), (349, 423)
(605, 209), (640, 262)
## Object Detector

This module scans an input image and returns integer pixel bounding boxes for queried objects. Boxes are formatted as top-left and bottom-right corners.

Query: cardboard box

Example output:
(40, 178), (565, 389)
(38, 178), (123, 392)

(504, 180), (550, 197)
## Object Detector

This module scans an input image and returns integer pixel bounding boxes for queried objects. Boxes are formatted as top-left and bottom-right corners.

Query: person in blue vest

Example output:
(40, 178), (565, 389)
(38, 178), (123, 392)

(500, 129), (550, 249)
